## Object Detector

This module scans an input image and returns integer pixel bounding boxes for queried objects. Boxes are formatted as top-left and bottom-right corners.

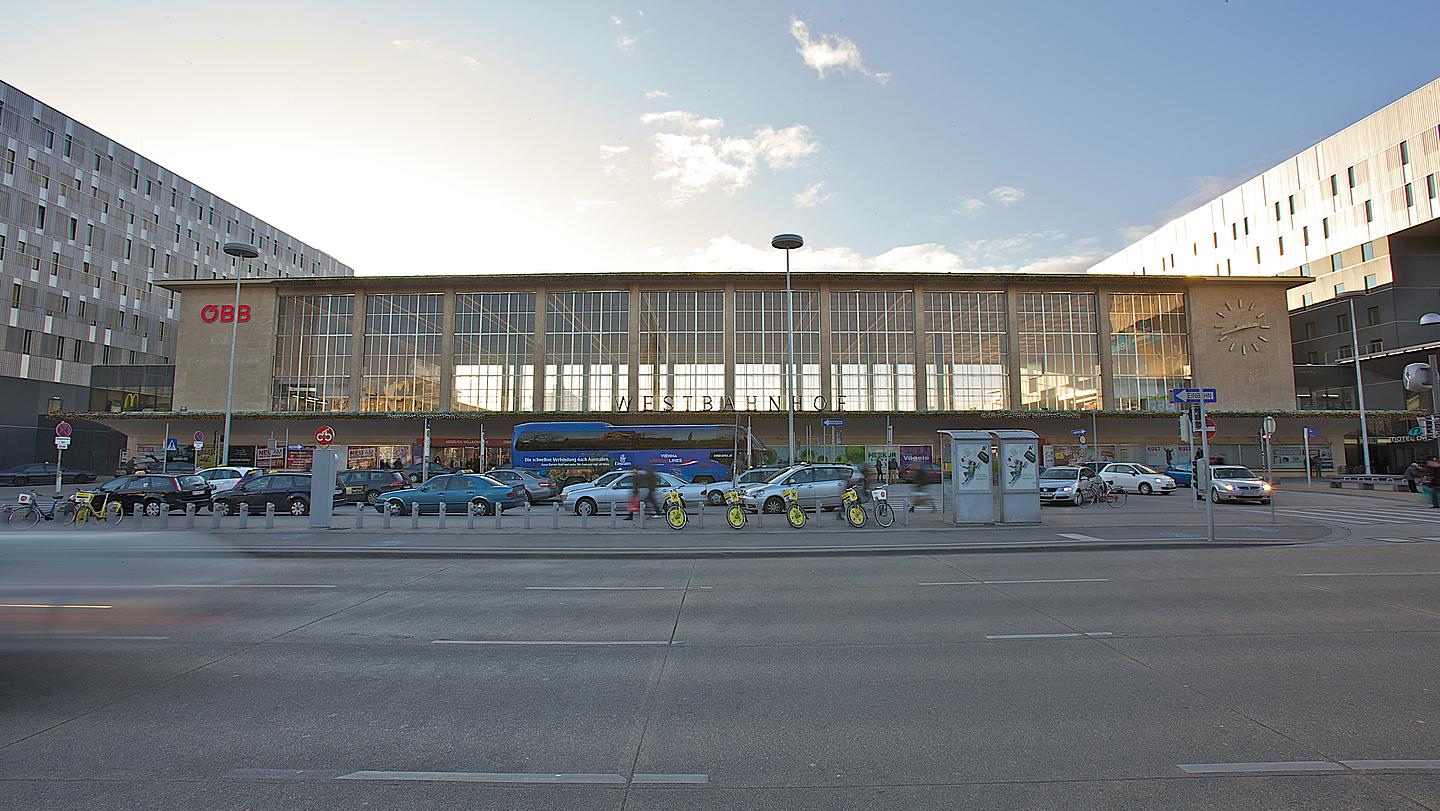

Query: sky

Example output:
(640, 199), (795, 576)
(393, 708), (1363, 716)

(2, 0), (1439, 277)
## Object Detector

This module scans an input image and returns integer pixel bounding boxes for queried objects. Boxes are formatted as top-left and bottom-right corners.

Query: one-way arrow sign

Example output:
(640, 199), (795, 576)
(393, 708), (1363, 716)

(1169, 387), (1218, 405)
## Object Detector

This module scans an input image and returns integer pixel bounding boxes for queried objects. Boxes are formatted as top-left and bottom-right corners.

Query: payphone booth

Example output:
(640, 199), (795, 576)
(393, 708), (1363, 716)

(994, 429), (1041, 524)
(938, 430), (996, 525)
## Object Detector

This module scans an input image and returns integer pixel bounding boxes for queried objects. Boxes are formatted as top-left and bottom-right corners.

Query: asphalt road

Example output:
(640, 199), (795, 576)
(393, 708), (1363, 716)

(1, 540), (1438, 809)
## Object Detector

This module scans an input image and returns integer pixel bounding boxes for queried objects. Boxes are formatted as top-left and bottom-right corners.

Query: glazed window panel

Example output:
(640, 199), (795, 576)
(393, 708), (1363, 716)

(1017, 292), (1100, 410)
(733, 290), (821, 409)
(273, 294), (353, 412)
(1109, 293), (1190, 411)
(925, 291), (1008, 410)
(362, 293), (444, 412)
(830, 290), (916, 412)
(639, 290), (725, 410)
(544, 291), (629, 412)
(453, 292), (534, 412)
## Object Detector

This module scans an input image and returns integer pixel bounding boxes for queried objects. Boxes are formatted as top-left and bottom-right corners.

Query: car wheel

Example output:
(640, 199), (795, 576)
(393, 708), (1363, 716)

(1211, 488), (1222, 503)
(143, 499), (164, 517)
(408, 474), (421, 484)
(706, 490), (725, 506)
(384, 499), (405, 516)
(13, 476), (27, 487)
(215, 500), (234, 516)
(1138, 482), (1152, 495)
(525, 492), (534, 505)
(288, 497), (309, 516)
(576, 498), (597, 517)
(365, 490), (380, 505)
(469, 498), (492, 516)
(763, 496), (785, 514)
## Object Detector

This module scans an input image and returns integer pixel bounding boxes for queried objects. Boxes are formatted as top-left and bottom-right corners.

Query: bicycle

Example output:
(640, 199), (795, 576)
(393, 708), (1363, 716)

(6, 491), (77, 528)
(724, 490), (746, 530)
(663, 490), (687, 531)
(73, 490), (124, 526)
(1089, 479), (1127, 508)
(840, 487), (897, 529)
(782, 487), (806, 529)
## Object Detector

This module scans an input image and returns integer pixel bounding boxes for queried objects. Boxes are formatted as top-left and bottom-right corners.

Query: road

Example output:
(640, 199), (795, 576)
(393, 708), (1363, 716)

(1, 538), (1438, 808)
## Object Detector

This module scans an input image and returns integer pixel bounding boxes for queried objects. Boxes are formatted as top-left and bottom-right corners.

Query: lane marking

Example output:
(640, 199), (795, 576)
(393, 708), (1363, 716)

(985, 632), (1113, 640)
(3, 584), (338, 590)
(917, 579), (1110, 586)
(1056, 533), (1108, 542)
(631, 773), (711, 784)
(0, 603), (112, 609)
(1179, 761), (1342, 774)
(1295, 572), (1440, 578)
(524, 586), (672, 591)
(431, 639), (677, 646)
(1339, 760), (1440, 771)
(338, 771), (627, 784)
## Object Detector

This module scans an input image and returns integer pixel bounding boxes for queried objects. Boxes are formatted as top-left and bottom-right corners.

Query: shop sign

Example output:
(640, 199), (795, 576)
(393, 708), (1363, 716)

(616, 394), (845, 412)
(200, 304), (250, 323)
(256, 447), (283, 467)
(348, 446), (377, 469)
(898, 445), (933, 465)
(286, 448), (312, 470)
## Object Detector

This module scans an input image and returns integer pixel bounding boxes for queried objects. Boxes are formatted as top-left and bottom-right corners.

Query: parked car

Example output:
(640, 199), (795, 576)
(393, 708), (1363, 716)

(1038, 466), (1096, 506)
(82, 473), (213, 516)
(212, 473), (342, 516)
(1165, 461), (1195, 487)
(564, 470), (690, 516)
(1203, 465), (1273, 504)
(120, 455), (197, 476)
(400, 461), (454, 483)
(0, 462), (97, 486)
(740, 464), (858, 514)
(195, 466), (261, 494)
(563, 470), (627, 497)
(900, 463), (941, 485)
(483, 468), (559, 504)
(376, 473), (526, 516)
(337, 469), (409, 505)
(698, 467), (783, 506)
(1097, 463), (1176, 495)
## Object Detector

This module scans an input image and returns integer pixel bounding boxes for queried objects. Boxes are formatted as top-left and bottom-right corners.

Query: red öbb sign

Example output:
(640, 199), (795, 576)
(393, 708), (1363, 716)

(200, 304), (250, 323)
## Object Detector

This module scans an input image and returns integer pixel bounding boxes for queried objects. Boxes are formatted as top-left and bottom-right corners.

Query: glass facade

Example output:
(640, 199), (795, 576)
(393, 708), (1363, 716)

(925, 291), (1008, 410)
(1017, 292), (1101, 410)
(273, 294), (354, 412)
(831, 291), (916, 412)
(453, 292), (534, 412)
(1109, 293), (1189, 411)
(362, 293), (443, 412)
(734, 289), (820, 409)
(89, 364), (174, 412)
(639, 290), (725, 410)
(544, 291), (629, 412)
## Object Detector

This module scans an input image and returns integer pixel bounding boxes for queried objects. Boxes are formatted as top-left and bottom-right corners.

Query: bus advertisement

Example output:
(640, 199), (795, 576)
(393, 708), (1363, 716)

(510, 422), (772, 488)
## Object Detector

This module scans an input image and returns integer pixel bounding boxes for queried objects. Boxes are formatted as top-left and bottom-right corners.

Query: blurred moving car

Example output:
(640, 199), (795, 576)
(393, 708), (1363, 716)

(740, 464), (858, 513)
(1164, 461), (1194, 487)
(212, 472), (342, 516)
(337, 469), (409, 505)
(1038, 466), (1096, 506)
(1097, 463), (1176, 495)
(484, 468), (558, 504)
(376, 473), (525, 515)
(0, 462), (97, 486)
(1203, 466), (1273, 504)
(900, 463), (941, 485)
(84, 473), (213, 515)
(195, 466), (260, 494)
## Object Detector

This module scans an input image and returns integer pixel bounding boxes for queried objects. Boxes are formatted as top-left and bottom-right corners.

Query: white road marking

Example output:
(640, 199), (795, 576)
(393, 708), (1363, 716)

(1339, 760), (1440, 771)
(917, 579), (1109, 586)
(0, 603), (111, 609)
(6, 584), (337, 590)
(431, 639), (677, 646)
(1179, 761), (1342, 774)
(523, 586), (672, 591)
(1295, 571), (1440, 578)
(337, 771), (628, 784)
(1056, 533), (1108, 542)
(630, 773), (711, 784)
(1275, 507), (1440, 525)
(985, 632), (1113, 640)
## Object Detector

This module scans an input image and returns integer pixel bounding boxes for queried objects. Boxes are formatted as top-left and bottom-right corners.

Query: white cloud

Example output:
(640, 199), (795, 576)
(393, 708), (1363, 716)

(639, 111), (820, 205)
(956, 198), (987, 216)
(572, 197), (618, 214)
(611, 15), (639, 52)
(391, 39), (481, 73)
(644, 89), (670, 99)
(794, 181), (834, 208)
(599, 144), (631, 177)
(660, 235), (1100, 276)
(987, 185), (1026, 206)
(1016, 254), (1101, 275)
(787, 17), (890, 83)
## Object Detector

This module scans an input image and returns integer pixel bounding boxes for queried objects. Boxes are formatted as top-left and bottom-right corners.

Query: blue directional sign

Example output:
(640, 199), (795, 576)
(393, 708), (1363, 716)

(1071, 428), (1087, 436)
(1169, 387), (1218, 405)
(164, 438), (180, 453)
(821, 418), (845, 428)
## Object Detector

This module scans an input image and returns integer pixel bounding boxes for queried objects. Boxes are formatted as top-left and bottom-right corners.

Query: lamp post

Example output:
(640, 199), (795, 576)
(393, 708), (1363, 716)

(771, 234), (804, 466)
(1419, 313), (1440, 457)
(1337, 289), (1370, 474)
(221, 242), (259, 467)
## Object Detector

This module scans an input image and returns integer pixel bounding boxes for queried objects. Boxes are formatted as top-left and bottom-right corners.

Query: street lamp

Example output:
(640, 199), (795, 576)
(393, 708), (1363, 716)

(771, 233), (804, 466)
(1337, 289), (1371, 474)
(1419, 313), (1440, 455)
(221, 242), (259, 467)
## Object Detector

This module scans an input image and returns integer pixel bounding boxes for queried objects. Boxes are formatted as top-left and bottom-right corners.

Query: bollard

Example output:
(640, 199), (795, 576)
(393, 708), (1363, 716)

(581, 504), (588, 531)
(553, 501), (560, 529)
(238, 502), (249, 530)
(757, 503), (764, 529)
(698, 500), (704, 529)
(410, 502), (420, 529)
(466, 503), (476, 530)
(494, 500), (502, 529)
(134, 503), (144, 530)
(610, 502), (617, 529)
(159, 503), (170, 529)
(638, 503), (645, 532)
(184, 503), (196, 529)
(382, 503), (392, 530)
(437, 501), (447, 529)
(355, 504), (365, 529)
(265, 502), (276, 529)
(524, 501), (531, 529)
(210, 503), (222, 529)
(901, 498), (910, 527)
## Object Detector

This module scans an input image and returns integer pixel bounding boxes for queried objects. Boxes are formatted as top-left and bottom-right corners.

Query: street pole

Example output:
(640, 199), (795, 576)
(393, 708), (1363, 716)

(1181, 410), (1195, 511)
(479, 423), (485, 471)
(163, 421), (170, 474)
(1347, 297), (1371, 474)
(784, 248), (796, 466)
(221, 243), (259, 468)
(422, 417), (431, 482)
(54, 441), (64, 499)
(1303, 428), (1312, 488)
(1265, 428), (1275, 524)
(1199, 397), (1214, 543)
(1430, 352), (1440, 460)
(1091, 409), (1098, 464)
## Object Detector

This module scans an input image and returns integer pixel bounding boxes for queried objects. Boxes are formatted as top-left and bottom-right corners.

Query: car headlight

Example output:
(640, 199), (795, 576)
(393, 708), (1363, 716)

(1222, 483), (1235, 491)
(1262, 482), (1273, 491)
(1058, 485), (1073, 492)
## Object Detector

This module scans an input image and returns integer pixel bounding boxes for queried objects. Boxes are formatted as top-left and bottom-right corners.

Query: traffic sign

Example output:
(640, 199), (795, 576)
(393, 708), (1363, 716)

(193, 431), (204, 442)
(315, 425), (335, 446)
(287, 444), (304, 451)
(55, 421), (72, 438)
(1194, 417), (1217, 438)
(193, 440), (204, 450)
(165, 437), (180, 453)
(1305, 427), (1318, 438)
(1071, 428), (1087, 436)
(1262, 416), (1277, 437)
(1169, 387), (1218, 405)
(1409, 426), (1424, 438)
(821, 418), (845, 428)
(54, 437), (70, 449)
(1078, 435), (1087, 446)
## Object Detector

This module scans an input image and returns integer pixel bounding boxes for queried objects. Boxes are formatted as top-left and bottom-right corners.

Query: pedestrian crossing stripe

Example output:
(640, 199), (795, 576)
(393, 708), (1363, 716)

(1273, 506), (1440, 525)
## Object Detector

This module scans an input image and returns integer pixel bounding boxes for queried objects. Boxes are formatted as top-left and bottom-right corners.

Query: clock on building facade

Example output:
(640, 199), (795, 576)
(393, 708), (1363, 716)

(1213, 299), (1271, 355)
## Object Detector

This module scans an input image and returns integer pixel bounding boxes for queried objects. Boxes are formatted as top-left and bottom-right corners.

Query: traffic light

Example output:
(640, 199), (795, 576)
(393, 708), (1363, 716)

(1404, 362), (1433, 392)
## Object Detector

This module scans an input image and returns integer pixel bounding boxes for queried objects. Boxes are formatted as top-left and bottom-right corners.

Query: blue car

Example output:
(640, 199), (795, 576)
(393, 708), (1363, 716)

(1165, 462), (1194, 487)
(374, 473), (526, 516)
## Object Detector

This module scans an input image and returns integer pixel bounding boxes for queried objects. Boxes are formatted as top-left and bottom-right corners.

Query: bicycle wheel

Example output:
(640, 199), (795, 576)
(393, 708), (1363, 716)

(875, 501), (894, 528)
(104, 501), (125, 524)
(1107, 490), (1128, 508)
(56, 501), (77, 525)
(666, 505), (687, 530)
(726, 505), (746, 529)
(845, 503), (866, 528)
(7, 506), (40, 528)
(74, 507), (91, 526)
(786, 503), (806, 529)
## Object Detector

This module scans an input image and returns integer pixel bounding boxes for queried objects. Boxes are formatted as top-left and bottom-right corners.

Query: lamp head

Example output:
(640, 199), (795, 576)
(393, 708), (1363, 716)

(223, 242), (260, 260)
(770, 234), (804, 250)
(1421, 313), (1440, 327)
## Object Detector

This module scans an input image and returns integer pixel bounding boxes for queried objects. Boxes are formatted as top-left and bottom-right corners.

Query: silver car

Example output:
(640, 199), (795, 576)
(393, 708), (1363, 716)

(565, 471), (687, 516)
(740, 464), (858, 513)
(1205, 465), (1273, 504)
(484, 468), (559, 504)
(699, 467), (784, 506)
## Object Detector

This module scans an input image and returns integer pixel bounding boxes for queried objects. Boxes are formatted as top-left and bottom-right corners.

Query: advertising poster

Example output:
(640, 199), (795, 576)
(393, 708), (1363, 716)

(899, 445), (933, 465)
(1002, 443), (1038, 489)
(348, 446), (377, 469)
(286, 448), (312, 470)
(255, 447), (283, 468)
(954, 444), (992, 492)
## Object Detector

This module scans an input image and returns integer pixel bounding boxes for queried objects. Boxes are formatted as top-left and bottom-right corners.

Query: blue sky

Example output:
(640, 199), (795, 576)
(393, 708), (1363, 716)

(2, 0), (1438, 276)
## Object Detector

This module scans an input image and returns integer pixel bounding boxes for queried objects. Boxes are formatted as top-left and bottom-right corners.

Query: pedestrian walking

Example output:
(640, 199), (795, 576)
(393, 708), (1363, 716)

(624, 470), (641, 520)
(1405, 460), (1424, 494)
(1427, 458), (1440, 509)
(887, 455), (900, 484)
(643, 462), (662, 516)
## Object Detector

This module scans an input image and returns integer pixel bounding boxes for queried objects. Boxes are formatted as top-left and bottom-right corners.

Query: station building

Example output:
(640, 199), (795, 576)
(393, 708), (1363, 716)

(70, 270), (1393, 477)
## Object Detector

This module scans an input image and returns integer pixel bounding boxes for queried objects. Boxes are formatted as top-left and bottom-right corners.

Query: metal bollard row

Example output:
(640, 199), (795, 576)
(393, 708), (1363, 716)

(265, 502), (276, 529)
(238, 503), (249, 529)
(437, 501), (447, 529)
(185, 503), (196, 528)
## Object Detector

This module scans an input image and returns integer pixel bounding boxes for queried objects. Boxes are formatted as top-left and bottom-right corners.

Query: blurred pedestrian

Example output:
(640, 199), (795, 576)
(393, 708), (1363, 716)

(887, 455), (900, 484)
(1427, 458), (1440, 509)
(643, 463), (662, 516)
(1405, 460), (1424, 494)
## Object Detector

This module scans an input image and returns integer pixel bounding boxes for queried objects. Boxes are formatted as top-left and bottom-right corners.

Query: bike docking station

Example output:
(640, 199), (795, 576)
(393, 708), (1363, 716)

(938, 429), (1041, 526)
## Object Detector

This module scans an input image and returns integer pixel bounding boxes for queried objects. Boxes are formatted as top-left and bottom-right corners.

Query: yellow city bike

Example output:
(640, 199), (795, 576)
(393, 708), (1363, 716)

(724, 490), (746, 530)
(840, 487), (896, 529)
(782, 487), (806, 529)
(72, 490), (124, 526)
(664, 490), (687, 531)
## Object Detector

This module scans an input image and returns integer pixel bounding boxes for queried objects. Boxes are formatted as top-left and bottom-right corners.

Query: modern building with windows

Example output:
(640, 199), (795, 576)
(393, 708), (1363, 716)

(1090, 75), (1440, 471)
(71, 269), (1381, 476)
(0, 80), (352, 468)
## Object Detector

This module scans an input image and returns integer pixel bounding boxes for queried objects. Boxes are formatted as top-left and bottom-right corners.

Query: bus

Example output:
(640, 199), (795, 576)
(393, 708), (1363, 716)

(510, 421), (772, 488)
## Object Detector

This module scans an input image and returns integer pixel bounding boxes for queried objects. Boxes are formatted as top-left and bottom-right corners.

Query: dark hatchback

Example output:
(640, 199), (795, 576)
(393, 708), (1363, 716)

(84, 474), (213, 515)
(337, 469), (409, 505)
(0, 462), (98, 486)
(212, 473), (342, 516)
